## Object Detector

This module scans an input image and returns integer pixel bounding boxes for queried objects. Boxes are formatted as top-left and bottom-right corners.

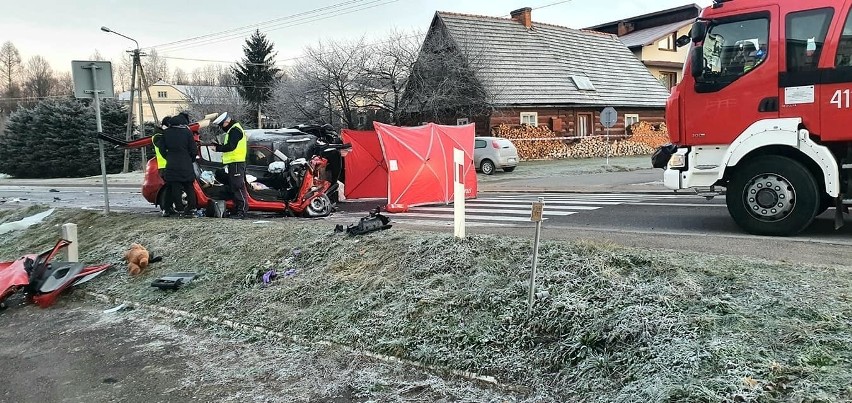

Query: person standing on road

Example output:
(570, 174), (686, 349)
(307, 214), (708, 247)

(161, 113), (198, 218)
(212, 112), (248, 219)
(152, 116), (179, 217)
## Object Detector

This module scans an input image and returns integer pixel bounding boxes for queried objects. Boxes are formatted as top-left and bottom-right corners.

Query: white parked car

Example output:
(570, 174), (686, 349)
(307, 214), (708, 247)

(474, 136), (519, 175)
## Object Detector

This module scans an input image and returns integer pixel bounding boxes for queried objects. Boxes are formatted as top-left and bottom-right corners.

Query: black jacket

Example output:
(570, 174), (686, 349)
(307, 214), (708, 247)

(161, 124), (197, 182)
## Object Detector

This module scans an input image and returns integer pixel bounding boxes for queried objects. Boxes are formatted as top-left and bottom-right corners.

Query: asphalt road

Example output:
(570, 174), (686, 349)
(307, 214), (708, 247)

(2, 184), (850, 267)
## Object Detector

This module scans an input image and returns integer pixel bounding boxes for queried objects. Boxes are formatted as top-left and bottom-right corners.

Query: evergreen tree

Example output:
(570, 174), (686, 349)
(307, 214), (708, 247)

(234, 30), (281, 127)
(0, 98), (127, 178)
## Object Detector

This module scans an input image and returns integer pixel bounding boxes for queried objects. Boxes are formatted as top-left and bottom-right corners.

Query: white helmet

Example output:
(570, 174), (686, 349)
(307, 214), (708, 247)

(212, 112), (229, 126)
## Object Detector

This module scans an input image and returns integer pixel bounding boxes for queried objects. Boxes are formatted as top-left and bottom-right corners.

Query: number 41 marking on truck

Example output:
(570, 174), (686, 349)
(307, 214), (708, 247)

(831, 89), (851, 108)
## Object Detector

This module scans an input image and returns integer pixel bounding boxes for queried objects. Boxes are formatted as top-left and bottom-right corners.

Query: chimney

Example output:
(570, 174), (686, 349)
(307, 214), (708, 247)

(617, 21), (635, 36)
(510, 7), (532, 29)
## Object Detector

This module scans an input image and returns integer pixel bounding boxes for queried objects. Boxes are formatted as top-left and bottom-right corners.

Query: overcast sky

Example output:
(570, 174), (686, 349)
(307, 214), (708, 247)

(0, 0), (711, 75)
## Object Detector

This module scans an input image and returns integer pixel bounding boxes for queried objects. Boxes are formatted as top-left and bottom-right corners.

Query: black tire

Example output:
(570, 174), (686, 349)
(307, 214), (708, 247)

(816, 195), (833, 216)
(480, 159), (496, 175)
(725, 156), (819, 236)
(503, 166), (516, 173)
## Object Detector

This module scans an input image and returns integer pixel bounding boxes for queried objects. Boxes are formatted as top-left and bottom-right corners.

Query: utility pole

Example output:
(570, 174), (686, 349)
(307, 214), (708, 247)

(102, 27), (158, 172)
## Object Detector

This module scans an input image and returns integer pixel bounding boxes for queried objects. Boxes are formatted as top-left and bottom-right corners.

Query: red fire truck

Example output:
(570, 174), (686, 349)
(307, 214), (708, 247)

(655, 0), (852, 236)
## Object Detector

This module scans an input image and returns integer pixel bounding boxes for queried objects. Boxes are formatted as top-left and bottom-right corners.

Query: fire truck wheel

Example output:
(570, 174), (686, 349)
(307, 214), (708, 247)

(726, 155), (819, 236)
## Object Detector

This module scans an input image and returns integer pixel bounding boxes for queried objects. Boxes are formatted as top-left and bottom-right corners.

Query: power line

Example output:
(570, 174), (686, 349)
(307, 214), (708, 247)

(159, 32), (422, 67)
(157, 0), (400, 54)
(534, 0), (574, 11)
(148, 0), (368, 50)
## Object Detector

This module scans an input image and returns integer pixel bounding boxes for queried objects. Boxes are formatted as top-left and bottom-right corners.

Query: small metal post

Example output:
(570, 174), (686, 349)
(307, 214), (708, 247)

(87, 63), (111, 214)
(606, 126), (610, 166)
(528, 197), (544, 315)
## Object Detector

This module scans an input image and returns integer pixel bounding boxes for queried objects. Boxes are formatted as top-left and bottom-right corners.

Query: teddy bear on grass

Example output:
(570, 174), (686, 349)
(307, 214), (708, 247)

(123, 243), (161, 276)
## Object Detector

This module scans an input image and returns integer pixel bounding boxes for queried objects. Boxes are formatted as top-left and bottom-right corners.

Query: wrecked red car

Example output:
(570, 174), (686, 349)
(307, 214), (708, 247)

(100, 117), (349, 218)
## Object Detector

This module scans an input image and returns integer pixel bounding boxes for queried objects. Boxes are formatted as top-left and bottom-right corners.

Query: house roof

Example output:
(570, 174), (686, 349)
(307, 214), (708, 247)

(619, 19), (694, 48)
(586, 4), (701, 32)
(435, 12), (670, 108)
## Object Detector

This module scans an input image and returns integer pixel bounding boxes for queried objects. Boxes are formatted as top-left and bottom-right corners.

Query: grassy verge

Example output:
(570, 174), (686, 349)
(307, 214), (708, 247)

(1, 208), (850, 402)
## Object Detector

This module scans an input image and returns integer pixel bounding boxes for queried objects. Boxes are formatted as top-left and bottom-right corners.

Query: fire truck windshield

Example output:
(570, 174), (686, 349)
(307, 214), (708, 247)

(693, 16), (769, 92)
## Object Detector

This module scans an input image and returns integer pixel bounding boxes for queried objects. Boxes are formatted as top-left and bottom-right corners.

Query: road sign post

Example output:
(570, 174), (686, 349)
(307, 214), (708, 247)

(72, 61), (114, 214)
(528, 197), (544, 315)
(600, 107), (618, 166)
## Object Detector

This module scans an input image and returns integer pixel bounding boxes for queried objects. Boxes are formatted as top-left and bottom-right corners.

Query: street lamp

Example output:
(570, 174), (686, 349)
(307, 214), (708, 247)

(100, 26), (139, 50)
(101, 26), (155, 172)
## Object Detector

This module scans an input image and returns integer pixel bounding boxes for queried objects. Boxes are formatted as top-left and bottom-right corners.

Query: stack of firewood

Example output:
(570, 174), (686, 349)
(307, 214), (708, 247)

(492, 123), (663, 160)
(492, 124), (572, 160)
(629, 121), (670, 149)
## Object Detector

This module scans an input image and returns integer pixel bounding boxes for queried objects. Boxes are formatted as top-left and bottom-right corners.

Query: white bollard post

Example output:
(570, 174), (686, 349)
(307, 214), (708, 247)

(61, 223), (78, 262)
(453, 148), (466, 238)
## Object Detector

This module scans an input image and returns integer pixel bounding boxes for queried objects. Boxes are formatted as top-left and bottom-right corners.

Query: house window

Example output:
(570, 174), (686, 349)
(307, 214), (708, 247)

(157, 91), (167, 98)
(625, 114), (640, 134)
(456, 118), (469, 125)
(357, 113), (367, 127)
(576, 113), (593, 137)
(658, 33), (676, 51)
(659, 71), (678, 91)
(520, 112), (538, 126)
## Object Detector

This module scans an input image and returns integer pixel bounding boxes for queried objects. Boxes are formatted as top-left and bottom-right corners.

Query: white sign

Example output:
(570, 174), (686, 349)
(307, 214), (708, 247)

(388, 160), (399, 172)
(785, 85), (815, 105)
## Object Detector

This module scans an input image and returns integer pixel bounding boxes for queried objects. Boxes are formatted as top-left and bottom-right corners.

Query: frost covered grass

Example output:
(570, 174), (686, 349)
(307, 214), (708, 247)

(1, 208), (850, 402)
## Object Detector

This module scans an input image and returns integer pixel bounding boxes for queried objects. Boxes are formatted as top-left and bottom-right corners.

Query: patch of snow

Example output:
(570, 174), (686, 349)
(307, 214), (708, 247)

(0, 208), (55, 235)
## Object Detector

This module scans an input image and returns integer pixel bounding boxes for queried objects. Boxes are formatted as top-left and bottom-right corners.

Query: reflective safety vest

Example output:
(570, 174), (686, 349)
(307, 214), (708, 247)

(152, 133), (167, 169)
(222, 122), (247, 164)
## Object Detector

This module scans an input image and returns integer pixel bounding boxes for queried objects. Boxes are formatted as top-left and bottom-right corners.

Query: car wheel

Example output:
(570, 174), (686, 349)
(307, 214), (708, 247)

(480, 159), (496, 175)
(725, 156), (819, 236)
(305, 194), (332, 217)
(503, 166), (516, 173)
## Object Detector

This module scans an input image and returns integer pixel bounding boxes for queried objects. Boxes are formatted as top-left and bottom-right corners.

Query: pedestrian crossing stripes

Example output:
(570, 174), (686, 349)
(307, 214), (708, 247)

(379, 193), (687, 227)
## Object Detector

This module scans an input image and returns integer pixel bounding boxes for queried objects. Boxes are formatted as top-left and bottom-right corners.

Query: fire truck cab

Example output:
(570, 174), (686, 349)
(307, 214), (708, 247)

(657, 0), (852, 236)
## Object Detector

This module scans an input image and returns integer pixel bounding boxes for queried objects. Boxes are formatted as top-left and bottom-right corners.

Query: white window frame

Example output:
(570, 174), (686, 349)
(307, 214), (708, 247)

(624, 114), (640, 134)
(658, 33), (676, 51)
(520, 112), (538, 126)
(456, 117), (469, 125)
(157, 91), (167, 98)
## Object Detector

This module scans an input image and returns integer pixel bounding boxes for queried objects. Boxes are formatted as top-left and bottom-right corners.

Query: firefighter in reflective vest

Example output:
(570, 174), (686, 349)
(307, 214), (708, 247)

(212, 112), (248, 219)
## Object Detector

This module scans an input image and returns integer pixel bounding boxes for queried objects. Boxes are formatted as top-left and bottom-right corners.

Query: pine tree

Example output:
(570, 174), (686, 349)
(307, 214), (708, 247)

(234, 30), (281, 128)
(0, 98), (127, 178)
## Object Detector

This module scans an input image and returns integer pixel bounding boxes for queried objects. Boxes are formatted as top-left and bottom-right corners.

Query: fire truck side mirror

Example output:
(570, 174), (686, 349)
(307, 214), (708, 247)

(691, 21), (708, 43)
(676, 35), (691, 48)
(691, 47), (705, 78)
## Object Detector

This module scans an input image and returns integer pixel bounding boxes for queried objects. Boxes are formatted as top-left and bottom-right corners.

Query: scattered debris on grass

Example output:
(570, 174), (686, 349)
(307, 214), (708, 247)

(1, 207), (850, 402)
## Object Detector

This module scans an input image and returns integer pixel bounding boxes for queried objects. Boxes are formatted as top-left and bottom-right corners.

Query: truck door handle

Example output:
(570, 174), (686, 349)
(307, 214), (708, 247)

(758, 97), (779, 112)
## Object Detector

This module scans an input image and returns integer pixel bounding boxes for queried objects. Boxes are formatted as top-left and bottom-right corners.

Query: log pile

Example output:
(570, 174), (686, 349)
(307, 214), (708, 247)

(493, 124), (571, 160)
(491, 123), (662, 160)
(629, 121), (670, 149)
